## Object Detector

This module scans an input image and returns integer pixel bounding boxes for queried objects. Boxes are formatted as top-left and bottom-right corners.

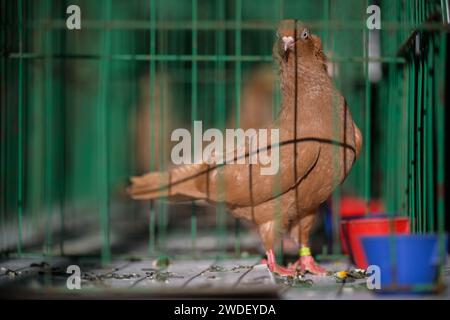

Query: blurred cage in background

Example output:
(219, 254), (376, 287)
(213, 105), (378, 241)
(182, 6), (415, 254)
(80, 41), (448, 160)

(0, 0), (449, 267)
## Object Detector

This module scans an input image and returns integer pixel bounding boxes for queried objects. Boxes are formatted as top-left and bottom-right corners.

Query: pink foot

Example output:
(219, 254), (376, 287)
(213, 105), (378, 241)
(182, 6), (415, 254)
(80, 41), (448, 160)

(264, 250), (296, 276)
(292, 255), (327, 276)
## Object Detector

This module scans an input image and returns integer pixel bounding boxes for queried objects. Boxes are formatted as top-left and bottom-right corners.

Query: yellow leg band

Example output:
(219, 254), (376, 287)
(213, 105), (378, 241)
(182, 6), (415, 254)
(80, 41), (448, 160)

(299, 247), (311, 257)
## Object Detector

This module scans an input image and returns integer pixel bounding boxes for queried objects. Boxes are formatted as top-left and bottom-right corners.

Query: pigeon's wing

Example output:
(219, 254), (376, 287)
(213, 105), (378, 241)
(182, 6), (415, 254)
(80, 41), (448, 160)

(231, 184), (297, 225)
(197, 142), (321, 207)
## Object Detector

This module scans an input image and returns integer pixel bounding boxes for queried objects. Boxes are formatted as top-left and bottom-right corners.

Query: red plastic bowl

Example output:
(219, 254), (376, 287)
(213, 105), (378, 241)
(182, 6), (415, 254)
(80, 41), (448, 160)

(343, 217), (410, 268)
(339, 197), (385, 254)
(340, 214), (386, 254)
(340, 197), (385, 218)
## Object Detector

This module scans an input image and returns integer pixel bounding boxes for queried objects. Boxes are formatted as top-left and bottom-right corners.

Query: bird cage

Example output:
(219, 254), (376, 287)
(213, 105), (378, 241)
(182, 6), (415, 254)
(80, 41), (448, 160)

(0, 0), (448, 298)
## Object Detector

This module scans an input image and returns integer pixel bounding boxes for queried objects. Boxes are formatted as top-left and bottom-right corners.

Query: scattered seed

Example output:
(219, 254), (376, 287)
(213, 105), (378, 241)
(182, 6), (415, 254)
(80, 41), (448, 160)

(333, 268), (367, 283)
(144, 270), (183, 282)
(230, 265), (252, 272)
(208, 265), (226, 272)
(277, 274), (314, 287)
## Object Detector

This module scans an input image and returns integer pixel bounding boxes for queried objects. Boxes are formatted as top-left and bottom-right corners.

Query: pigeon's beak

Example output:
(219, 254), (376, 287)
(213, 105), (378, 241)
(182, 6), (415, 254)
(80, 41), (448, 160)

(282, 36), (295, 52)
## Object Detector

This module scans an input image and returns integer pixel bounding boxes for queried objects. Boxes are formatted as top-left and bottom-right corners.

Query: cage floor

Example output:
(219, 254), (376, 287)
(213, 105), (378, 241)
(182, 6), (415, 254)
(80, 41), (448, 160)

(1, 256), (450, 299)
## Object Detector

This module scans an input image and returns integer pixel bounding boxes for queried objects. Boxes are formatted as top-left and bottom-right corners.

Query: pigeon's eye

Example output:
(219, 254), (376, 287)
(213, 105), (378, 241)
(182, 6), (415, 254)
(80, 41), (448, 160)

(301, 29), (309, 40)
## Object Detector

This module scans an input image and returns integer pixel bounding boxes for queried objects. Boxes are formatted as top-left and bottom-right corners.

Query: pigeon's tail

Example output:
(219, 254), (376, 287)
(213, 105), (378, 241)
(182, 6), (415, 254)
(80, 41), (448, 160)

(127, 163), (208, 201)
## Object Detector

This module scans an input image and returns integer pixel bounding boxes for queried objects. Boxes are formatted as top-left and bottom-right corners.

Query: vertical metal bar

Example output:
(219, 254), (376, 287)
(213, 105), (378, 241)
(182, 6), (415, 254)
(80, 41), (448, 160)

(215, 0), (226, 257)
(427, 37), (435, 232)
(28, 3), (44, 248)
(392, 43), (399, 212)
(422, 41), (428, 233)
(270, 0), (283, 263)
(157, 26), (168, 257)
(191, 0), (198, 126)
(59, 2), (67, 255)
(0, 0), (6, 252)
(403, 71), (409, 216)
(234, 0), (242, 257)
(417, 50), (423, 233)
(436, 33), (446, 274)
(97, 0), (112, 265)
(364, 0), (372, 214)
(401, 66), (408, 215)
(234, 0), (241, 129)
(148, 0), (157, 256)
(405, 0), (412, 226)
(44, 0), (54, 255)
(447, 0), (450, 24)
(419, 0), (425, 233)
(385, 67), (392, 211)
(273, 0), (283, 117)
(16, 0), (24, 256)
(410, 35), (416, 229)
(191, 0), (198, 256)
(323, 0), (330, 52)
(279, 0), (284, 19)
(328, 0), (341, 255)
(392, 67), (398, 211)
(408, 53), (416, 232)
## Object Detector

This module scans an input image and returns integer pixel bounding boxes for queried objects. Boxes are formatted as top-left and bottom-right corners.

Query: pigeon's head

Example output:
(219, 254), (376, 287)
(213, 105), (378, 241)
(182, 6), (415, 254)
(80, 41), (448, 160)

(275, 19), (325, 65)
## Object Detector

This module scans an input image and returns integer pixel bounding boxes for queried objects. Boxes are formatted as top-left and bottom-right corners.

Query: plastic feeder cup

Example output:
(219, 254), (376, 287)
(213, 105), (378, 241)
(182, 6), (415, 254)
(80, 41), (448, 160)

(345, 217), (410, 268)
(361, 235), (444, 291)
(339, 197), (385, 254)
(340, 197), (385, 218)
(340, 214), (388, 254)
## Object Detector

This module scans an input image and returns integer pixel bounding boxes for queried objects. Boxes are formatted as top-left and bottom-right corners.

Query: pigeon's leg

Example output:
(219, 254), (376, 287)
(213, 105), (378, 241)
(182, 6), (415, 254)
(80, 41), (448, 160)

(290, 213), (327, 276)
(294, 248), (327, 276)
(258, 221), (296, 276)
(265, 249), (295, 276)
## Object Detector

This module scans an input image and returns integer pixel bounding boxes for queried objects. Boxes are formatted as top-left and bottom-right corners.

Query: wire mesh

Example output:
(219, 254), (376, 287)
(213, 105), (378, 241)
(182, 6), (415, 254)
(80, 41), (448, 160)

(0, 0), (448, 285)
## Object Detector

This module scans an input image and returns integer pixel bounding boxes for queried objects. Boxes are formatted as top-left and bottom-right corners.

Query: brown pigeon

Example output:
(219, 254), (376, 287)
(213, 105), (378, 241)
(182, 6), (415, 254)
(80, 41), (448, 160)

(128, 19), (362, 276)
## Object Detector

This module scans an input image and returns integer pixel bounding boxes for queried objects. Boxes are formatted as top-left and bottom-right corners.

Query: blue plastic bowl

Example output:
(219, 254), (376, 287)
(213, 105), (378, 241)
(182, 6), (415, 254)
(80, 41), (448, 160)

(361, 234), (446, 289)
